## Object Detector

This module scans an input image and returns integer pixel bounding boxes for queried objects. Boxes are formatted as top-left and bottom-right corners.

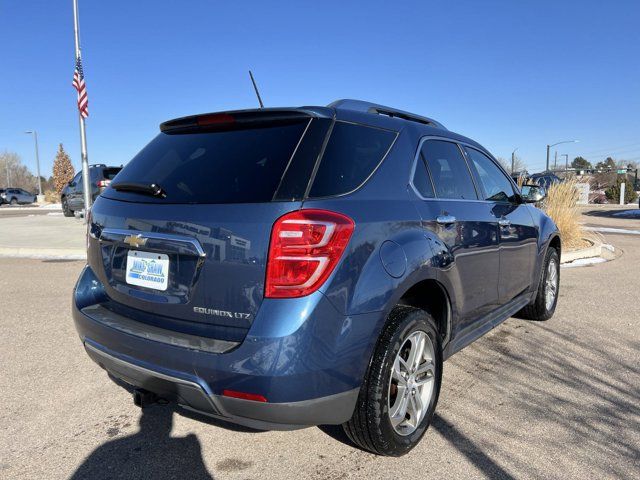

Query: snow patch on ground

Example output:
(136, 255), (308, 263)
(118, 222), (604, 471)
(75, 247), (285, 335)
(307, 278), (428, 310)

(0, 253), (86, 260)
(47, 212), (63, 216)
(41, 203), (62, 210)
(612, 209), (640, 218)
(562, 257), (608, 268)
(0, 203), (62, 212)
(584, 226), (640, 235)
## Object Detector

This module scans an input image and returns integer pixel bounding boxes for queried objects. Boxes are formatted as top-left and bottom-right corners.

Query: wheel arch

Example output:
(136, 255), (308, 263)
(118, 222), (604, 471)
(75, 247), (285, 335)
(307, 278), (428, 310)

(396, 278), (452, 347)
(548, 234), (561, 260)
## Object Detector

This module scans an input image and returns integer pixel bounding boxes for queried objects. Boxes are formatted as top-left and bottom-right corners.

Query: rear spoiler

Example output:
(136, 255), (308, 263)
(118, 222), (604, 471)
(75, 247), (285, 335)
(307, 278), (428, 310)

(160, 107), (333, 133)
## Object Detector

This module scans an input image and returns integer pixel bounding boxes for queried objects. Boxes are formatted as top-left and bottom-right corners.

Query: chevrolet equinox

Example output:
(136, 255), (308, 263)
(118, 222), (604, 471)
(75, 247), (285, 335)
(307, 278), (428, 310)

(72, 99), (560, 456)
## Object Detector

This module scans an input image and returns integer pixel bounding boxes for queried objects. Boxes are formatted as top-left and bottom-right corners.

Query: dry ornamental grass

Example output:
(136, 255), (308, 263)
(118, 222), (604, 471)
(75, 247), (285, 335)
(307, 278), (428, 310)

(542, 178), (590, 250)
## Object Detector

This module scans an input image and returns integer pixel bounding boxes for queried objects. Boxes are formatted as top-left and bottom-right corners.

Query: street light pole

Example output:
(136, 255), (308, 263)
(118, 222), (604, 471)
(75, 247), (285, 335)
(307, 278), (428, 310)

(546, 145), (550, 172)
(553, 151), (558, 171)
(24, 131), (42, 196)
(561, 154), (569, 172)
(546, 140), (579, 171)
(511, 147), (519, 174)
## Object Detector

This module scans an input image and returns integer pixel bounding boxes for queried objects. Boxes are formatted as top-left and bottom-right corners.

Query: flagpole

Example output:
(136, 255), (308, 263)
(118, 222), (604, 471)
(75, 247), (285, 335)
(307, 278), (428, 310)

(72, 0), (91, 219)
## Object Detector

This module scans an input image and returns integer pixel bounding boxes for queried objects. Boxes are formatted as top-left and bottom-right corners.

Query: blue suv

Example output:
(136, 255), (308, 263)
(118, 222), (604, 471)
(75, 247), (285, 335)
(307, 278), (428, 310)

(73, 100), (560, 456)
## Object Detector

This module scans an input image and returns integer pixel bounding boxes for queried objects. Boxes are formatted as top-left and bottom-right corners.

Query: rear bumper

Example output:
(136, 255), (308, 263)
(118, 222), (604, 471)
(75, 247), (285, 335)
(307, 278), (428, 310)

(73, 265), (384, 429)
(84, 339), (358, 430)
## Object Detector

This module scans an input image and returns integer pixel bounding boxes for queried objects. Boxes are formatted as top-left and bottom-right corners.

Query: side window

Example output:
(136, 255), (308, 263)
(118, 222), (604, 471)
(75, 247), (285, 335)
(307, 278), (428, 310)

(412, 153), (435, 198)
(308, 122), (396, 198)
(464, 147), (516, 202)
(421, 140), (478, 200)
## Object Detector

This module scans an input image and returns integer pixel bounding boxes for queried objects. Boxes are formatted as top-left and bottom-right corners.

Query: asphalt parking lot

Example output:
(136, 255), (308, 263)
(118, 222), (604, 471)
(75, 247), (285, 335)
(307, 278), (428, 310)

(0, 208), (639, 479)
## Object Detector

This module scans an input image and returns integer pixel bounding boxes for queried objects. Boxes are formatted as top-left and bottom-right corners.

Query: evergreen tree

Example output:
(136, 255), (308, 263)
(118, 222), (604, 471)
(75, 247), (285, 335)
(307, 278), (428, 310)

(53, 144), (75, 194)
(571, 156), (591, 170)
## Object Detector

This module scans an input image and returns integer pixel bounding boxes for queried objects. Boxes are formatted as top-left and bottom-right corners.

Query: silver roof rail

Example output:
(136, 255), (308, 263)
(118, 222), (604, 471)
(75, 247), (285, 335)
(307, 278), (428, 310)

(328, 99), (446, 130)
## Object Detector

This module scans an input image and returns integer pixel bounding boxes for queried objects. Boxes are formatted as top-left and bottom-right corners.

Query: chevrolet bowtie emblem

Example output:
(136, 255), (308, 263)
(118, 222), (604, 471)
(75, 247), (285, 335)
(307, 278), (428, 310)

(124, 234), (148, 248)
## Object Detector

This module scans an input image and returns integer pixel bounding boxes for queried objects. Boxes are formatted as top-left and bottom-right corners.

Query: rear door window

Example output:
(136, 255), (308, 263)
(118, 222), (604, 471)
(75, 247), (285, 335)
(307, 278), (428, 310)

(103, 120), (309, 204)
(421, 140), (478, 200)
(308, 122), (396, 198)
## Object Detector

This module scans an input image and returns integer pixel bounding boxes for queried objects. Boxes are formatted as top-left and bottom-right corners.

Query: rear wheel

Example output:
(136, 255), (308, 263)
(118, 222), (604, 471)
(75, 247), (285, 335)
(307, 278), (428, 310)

(517, 247), (560, 321)
(342, 306), (442, 456)
(62, 197), (74, 217)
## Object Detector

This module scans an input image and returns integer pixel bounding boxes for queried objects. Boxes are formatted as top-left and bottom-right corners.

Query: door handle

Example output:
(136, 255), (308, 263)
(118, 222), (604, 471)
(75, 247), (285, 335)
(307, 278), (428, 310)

(498, 217), (511, 227)
(436, 215), (457, 225)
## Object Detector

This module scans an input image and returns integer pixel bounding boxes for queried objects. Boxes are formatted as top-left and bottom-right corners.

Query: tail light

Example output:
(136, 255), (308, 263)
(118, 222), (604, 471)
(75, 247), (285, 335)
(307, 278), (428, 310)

(265, 209), (355, 298)
(96, 179), (111, 188)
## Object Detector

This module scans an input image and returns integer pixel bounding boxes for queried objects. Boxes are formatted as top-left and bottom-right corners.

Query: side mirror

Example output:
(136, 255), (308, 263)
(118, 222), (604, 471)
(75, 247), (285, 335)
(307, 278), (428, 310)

(520, 184), (546, 203)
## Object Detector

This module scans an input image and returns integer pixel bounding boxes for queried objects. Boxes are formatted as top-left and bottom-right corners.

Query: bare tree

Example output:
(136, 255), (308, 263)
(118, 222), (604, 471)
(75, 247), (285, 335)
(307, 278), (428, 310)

(496, 155), (526, 174)
(0, 151), (39, 191)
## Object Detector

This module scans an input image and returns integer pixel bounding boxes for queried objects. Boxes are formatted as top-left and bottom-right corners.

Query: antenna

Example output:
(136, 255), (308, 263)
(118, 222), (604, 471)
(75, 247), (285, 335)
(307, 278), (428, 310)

(248, 70), (264, 108)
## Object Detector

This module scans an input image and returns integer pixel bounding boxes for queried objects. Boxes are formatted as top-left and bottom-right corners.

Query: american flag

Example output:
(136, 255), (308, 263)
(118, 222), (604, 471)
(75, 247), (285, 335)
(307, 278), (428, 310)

(72, 56), (89, 118)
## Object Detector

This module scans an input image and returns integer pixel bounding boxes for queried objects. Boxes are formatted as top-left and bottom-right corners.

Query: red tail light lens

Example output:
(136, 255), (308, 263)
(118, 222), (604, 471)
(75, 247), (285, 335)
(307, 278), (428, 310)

(222, 389), (268, 402)
(265, 209), (355, 298)
(96, 179), (111, 188)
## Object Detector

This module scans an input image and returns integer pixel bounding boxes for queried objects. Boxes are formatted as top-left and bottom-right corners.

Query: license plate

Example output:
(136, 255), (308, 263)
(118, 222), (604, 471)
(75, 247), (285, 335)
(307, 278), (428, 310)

(125, 250), (169, 291)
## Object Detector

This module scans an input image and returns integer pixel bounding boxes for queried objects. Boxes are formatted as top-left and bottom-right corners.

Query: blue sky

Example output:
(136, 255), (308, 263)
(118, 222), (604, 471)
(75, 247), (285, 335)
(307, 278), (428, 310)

(1, 0), (639, 178)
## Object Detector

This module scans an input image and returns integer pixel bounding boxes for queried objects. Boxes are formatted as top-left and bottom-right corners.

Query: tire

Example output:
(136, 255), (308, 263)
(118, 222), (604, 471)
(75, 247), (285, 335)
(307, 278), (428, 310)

(62, 197), (74, 217)
(342, 306), (442, 456)
(10, 198), (18, 205)
(517, 247), (560, 321)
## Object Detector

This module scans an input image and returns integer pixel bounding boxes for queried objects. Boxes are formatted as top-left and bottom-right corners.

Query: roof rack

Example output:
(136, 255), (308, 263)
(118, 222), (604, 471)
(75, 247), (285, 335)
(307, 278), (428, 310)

(328, 99), (446, 130)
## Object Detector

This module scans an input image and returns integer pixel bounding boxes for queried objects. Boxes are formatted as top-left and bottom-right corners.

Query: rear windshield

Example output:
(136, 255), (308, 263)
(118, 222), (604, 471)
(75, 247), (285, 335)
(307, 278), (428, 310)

(103, 167), (121, 180)
(308, 122), (396, 198)
(104, 120), (308, 204)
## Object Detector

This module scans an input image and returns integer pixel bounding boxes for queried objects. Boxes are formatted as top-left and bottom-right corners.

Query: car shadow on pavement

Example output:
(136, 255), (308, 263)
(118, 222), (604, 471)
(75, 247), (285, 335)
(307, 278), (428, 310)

(431, 413), (517, 480)
(70, 405), (215, 480)
(581, 208), (639, 218)
(446, 320), (640, 479)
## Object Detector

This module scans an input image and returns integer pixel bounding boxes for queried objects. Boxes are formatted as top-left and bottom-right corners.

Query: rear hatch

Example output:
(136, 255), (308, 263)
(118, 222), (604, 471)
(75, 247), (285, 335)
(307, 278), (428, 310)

(88, 109), (333, 344)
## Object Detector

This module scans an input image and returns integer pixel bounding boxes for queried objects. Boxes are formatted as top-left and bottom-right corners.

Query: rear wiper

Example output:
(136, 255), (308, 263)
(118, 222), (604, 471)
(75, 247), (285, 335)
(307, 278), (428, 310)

(111, 182), (167, 198)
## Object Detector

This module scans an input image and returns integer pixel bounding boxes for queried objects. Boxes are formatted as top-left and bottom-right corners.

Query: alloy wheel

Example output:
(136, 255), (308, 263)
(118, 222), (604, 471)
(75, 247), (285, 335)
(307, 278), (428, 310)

(545, 258), (558, 311)
(388, 330), (436, 436)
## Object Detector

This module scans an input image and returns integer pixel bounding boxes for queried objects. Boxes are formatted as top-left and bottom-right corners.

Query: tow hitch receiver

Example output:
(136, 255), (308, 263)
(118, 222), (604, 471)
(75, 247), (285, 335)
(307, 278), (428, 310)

(133, 388), (157, 408)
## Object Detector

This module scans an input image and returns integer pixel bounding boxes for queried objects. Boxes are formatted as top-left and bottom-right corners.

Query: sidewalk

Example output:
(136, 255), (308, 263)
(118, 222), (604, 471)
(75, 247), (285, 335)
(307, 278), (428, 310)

(0, 215), (86, 259)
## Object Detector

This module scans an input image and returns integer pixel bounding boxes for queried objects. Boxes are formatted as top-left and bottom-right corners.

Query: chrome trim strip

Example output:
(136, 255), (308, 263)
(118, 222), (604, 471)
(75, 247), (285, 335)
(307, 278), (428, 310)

(99, 228), (206, 257)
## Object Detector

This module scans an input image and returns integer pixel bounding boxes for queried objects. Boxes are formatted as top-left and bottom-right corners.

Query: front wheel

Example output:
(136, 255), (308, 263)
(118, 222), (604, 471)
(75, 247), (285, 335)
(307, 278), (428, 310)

(517, 246), (560, 321)
(62, 197), (74, 217)
(342, 306), (442, 456)
(10, 198), (18, 205)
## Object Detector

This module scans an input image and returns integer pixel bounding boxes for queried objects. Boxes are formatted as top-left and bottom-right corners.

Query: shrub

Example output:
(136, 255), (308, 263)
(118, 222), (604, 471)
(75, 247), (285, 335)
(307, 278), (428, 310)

(44, 190), (59, 203)
(605, 178), (637, 204)
(543, 178), (585, 250)
(589, 192), (608, 204)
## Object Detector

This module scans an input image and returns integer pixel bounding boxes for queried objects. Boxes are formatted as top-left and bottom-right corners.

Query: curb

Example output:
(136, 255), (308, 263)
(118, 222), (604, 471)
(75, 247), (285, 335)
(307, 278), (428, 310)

(561, 239), (602, 264)
(0, 247), (86, 260)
